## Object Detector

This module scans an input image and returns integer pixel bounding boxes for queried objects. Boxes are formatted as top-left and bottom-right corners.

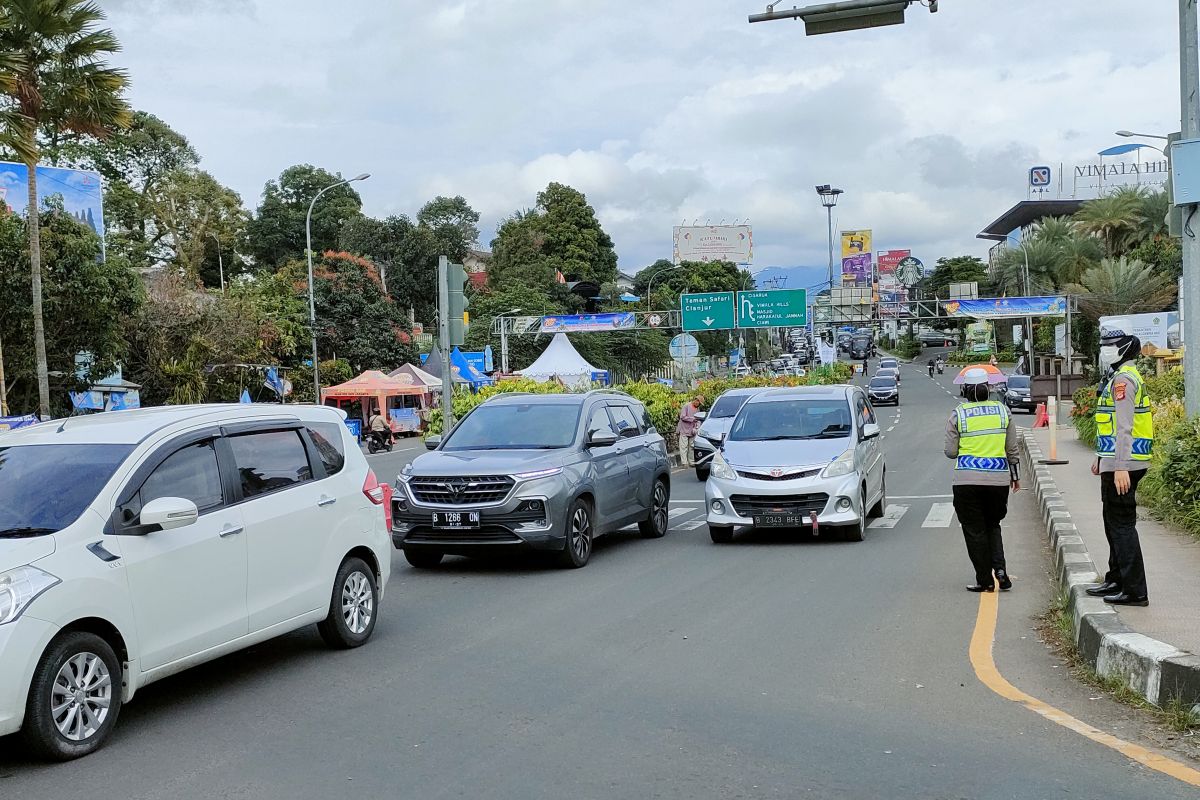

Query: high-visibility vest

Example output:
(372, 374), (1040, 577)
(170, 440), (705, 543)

(955, 400), (1010, 472)
(1096, 363), (1153, 461)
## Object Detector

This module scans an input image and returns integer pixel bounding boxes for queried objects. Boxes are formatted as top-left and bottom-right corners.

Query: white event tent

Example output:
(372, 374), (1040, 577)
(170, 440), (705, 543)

(517, 333), (606, 389)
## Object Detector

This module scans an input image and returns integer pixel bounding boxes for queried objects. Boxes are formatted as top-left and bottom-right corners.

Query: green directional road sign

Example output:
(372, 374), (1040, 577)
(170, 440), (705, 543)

(680, 291), (736, 331)
(736, 288), (808, 328)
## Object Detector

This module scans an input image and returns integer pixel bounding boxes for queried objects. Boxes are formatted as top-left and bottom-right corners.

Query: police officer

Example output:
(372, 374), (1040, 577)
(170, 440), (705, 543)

(1085, 319), (1154, 606)
(944, 367), (1020, 592)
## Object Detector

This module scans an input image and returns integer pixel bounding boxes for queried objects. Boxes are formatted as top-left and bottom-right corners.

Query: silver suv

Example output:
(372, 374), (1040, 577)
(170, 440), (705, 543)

(392, 391), (671, 568)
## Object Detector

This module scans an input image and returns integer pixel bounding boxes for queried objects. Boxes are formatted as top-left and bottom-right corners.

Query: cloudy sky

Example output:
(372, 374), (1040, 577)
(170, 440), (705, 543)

(103, 1), (1181, 276)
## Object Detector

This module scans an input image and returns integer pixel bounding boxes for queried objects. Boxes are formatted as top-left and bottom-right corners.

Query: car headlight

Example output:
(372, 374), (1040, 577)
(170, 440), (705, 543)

(514, 466), (563, 481)
(710, 452), (738, 481)
(0, 565), (59, 626)
(821, 449), (856, 479)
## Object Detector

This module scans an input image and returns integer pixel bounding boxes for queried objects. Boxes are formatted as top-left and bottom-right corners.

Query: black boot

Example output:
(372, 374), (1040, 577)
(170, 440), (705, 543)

(1086, 581), (1121, 597)
(1103, 592), (1149, 607)
(995, 570), (1012, 591)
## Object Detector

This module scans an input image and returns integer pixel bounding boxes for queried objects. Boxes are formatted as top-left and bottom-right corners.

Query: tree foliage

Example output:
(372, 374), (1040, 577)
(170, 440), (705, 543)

(1066, 256), (1178, 320)
(247, 164), (363, 267)
(921, 255), (991, 298)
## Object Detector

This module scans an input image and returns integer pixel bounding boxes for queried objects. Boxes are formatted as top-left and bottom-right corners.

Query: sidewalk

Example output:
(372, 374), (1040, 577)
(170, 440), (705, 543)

(1021, 423), (1200, 707)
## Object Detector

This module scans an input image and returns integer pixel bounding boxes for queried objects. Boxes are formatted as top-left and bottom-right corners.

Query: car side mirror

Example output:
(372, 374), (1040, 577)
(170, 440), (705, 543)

(694, 411), (707, 421)
(862, 423), (881, 440)
(424, 434), (442, 451)
(139, 496), (198, 532)
(587, 428), (619, 448)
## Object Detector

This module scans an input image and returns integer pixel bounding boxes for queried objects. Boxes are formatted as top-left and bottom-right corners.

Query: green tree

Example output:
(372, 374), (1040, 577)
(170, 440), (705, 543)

(0, 0), (132, 416)
(417, 195), (479, 257)
(149, 168), (249, 285)
(921, 255), (991, 298)
(1127, 234), (1182, 284)
(0, 202), (142, 414)
(1066, 256), (1178, 320)
(340, 214), (436, 323)
(247, 164), (363, 267)
(1073, 187), (1145, 256)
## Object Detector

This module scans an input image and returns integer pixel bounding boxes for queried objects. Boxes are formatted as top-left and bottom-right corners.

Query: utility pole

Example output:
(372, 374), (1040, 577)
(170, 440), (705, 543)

(0, 331), (7, 416)
(438, 255), (454, 432)
(1180, 0), (1200, 416)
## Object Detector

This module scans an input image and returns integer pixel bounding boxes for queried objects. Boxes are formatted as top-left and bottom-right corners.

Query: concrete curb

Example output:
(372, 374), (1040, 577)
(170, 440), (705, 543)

(1019, 432), (1200, 709)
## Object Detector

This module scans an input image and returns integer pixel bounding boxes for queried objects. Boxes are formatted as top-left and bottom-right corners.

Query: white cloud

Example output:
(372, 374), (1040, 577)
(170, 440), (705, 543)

(101, 0), (1186, 270)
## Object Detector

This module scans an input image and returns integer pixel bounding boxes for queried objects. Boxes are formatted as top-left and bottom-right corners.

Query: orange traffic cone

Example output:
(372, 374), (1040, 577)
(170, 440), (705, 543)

(1032, 403), (1049, 428)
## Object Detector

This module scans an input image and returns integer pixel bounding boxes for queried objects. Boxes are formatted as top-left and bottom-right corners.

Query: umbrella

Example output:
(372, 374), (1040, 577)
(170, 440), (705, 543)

(952, 364), (1008, 385)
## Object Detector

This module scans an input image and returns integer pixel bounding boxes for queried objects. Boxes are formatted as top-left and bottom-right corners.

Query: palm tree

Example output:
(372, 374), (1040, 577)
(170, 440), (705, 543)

(1066, 256), (1178, 320)
(1073, 187), (1146, 257)
(0, 0), (130, 417)
(992, 239), (1062, 297)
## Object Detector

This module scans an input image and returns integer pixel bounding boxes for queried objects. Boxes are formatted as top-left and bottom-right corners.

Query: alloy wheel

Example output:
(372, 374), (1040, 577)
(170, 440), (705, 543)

(652, 483), (668, 533)
(571, 506), (592, 561)
(341, 571), (374, 634)
(51, 652), (112, 742)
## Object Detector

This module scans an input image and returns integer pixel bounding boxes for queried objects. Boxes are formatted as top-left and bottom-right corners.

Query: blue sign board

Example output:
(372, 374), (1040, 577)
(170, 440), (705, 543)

(460, 351), (488, 374)
(1029, 165), (1052, 187)
(943, 296), (1067, 319)
(539, 312), (636, 333)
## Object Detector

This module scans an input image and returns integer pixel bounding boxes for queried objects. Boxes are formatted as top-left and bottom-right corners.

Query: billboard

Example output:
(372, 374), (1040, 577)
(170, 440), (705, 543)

(672, 225), (753, 264)
(0, 162), (104, 237)
(840, 229), (872, 287)
(1100, 311), (1183, 355)
(877, 249), (908, 276)
(539, 312), (636, 333)
(965, 321), (994, 354)
(942, 296), (1068, 319)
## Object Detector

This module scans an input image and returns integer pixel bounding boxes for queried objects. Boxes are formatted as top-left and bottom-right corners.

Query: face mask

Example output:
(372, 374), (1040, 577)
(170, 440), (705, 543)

(1099, 345), (1120, 367)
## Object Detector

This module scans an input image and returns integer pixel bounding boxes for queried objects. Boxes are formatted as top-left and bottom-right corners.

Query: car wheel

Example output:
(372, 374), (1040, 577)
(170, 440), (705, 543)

(404, 549), (444, 569)
(317, 557), (378, 649)
(557, 497), (593, 568)
(868, 474), (886, 519)
(708, 524), (734, 544)
(638, 478), (670, 538)
(695, 465), (709, 481)
(21, 631), (122, 761)
(843, 493), (866, 542)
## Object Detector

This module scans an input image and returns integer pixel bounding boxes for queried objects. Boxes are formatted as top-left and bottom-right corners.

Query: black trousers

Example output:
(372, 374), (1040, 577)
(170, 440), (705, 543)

(1100, 469), (1149, 598)
(952, 484), (1009, 586)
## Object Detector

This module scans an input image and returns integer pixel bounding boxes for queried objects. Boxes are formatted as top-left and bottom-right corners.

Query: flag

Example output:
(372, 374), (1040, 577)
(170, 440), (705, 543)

(264, 367), (285, 397)
(239, 389), (252, 404)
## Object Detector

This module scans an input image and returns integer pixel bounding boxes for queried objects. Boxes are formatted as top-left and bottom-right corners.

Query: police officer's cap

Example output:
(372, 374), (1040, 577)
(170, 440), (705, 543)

(962, 367), (990, 386)
(1100, 318), (1133, 343)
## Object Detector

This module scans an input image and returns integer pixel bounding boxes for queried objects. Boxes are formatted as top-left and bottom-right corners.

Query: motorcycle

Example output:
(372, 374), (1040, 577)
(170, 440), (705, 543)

(936, 360), (945, 375)
(927, 361), (935, 377)
(367, 430), (393, 454)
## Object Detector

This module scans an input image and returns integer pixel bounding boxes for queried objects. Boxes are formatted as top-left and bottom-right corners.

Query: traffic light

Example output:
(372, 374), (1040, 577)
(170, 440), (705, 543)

(447, 261), (469, 346)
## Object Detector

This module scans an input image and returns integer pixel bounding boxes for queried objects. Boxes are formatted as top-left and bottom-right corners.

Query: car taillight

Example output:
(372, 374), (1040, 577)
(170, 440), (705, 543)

(363, 470), (393, 529)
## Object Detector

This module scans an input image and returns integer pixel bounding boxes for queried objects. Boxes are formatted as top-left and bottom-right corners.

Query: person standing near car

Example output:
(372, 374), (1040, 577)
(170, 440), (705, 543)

(944, 368), (1020, 592)
(676, 394), (704, 468)
(1085, 320), (1154, 606)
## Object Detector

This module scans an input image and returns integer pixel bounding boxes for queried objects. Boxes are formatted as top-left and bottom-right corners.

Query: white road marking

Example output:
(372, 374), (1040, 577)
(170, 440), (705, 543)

(668, 507), (695, 518)
(868, 503), (909, 528)
(921, 502), (956, 528)
(890, 494), (954, 499)
(677, 518), (708, 531)
(670, 500), (705, 504)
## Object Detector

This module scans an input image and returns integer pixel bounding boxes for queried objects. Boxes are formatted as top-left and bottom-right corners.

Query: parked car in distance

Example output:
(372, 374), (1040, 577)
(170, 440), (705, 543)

(849, 337), (874, 360)
(393, 391), (672, 569)
(1002, 374), (1035, 412)
(867, 376), (900, 406)
(0, 404), (391, 760)
(875, 366), (901, 384)
(919, 331), (954, 347)
(693, 387), (768, 480)
(878, 357), (898, 371)
(705, 386), (886, 544)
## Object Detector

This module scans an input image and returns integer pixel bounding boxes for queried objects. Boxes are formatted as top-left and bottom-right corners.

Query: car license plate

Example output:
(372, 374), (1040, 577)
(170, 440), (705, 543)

(432, 511), (480, 529)
(754, 513), (806, 528)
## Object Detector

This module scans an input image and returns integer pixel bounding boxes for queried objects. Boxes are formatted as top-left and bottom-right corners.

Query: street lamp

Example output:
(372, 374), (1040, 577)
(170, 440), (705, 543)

(494, 307), (522, 374)
(306, 172), (370, 402)
(1005, 233), (1037, 372)
(1115, 130), (1170, 156)
(816, 184), (843, 342)
(208, 232), (225, 293)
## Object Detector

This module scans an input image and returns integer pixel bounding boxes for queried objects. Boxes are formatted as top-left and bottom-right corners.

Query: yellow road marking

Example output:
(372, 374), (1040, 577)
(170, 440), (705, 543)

(970, 590), (1200, 787)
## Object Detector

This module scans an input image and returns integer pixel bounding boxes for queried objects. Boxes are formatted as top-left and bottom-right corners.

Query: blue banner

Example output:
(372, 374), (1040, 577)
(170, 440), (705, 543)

(539, 312), (636, 333)
(942, 296), (1067, 319)
(460, 351), (488, 374)
(0, 414), (39, 431)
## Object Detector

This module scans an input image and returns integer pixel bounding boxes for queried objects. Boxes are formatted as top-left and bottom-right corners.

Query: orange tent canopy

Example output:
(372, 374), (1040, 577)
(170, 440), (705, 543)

(320, 370), (428, 402)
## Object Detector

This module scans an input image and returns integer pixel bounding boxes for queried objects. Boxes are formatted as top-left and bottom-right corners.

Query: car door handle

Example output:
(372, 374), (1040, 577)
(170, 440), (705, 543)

(219, 524), (244, 538)
(317, 496), (337, 507)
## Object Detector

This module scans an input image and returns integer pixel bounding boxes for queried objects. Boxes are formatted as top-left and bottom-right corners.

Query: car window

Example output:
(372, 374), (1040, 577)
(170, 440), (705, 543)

(586, 405), (616, 436)
(607, 404), (640, 437)
(0, 444), (134, 535)
(1006, 376), (1031, 389)
(729, 399), (852, 441)
(869, 378), (895, 388)
(139, 441), (225, 513)
(709, 393), (751, 419)
(856, 395), (876, 427)
(228, 430), (313, 499)
(638, 405), (655, 433)
(443, 402), (583, 450)
(306, 422), (346, 476)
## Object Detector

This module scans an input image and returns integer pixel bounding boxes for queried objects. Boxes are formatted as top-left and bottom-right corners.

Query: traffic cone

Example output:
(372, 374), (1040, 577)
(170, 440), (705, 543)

(1033, 403), (1049, 428)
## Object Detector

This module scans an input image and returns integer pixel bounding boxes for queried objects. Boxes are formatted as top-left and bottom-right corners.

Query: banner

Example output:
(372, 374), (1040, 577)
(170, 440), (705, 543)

(0, 162), (104, 237)
(942, 296), (1067, 319)
(817, 340), (837, 365)
(877, 249), (908, 276)
(539, 312), (636, 333)
(1100, 311), (1182, 355)
(840, 229), (873, 287)
(672, 225), (753, 264)
(965, 321), (994, 353)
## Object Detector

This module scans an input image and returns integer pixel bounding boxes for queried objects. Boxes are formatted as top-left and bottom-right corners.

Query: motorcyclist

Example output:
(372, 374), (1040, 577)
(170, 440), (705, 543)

(367, 406), (391, 449)
(936, 355), (946, 374)
(928, 358), (936, 377)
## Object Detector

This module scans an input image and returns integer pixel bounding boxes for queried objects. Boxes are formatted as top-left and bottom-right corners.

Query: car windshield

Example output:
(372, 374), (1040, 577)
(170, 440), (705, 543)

(729, 399), (853, 441)
(869, 378), (896, 388)
(0, 444), (134, 536)
(1007, 376), (1031, 389)
(442, 402), (581, 450)
(710, 394), (752, 419)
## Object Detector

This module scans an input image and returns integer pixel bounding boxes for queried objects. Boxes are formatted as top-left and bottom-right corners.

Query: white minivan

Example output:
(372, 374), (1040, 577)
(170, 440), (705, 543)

(0, 404), (392, 760)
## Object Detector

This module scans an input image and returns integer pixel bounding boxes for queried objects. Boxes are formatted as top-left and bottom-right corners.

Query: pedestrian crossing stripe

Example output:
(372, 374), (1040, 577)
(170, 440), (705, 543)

(624, 501), (959, 532)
